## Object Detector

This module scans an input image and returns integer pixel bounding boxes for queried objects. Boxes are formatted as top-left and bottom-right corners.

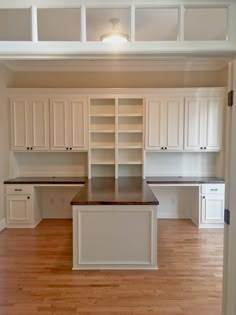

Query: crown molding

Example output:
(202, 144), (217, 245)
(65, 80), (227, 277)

(1, 58), (229, 72)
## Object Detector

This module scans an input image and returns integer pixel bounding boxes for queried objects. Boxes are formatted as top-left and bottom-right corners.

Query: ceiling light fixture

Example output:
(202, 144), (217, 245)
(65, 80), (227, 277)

(100, 18), (129, 43)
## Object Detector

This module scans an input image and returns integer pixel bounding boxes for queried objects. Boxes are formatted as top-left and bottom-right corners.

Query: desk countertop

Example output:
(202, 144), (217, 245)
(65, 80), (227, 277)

(4, 176), (224, 206)
(4, 177), (86, 185)
(146, 176), (225, 184)
(71, 177), (159, 205)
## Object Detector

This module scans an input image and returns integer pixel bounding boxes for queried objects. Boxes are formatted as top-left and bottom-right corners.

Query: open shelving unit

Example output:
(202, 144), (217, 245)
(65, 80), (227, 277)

(88, 96), (144, 178)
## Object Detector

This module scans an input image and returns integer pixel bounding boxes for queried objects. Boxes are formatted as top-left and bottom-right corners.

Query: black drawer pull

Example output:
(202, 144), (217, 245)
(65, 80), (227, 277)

(14, 189), (22, 192)
(210, 189), (218, 191)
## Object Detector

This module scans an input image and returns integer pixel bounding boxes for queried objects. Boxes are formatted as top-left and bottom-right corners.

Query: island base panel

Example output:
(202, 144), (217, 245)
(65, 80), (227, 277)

(73, 205), (157, 270)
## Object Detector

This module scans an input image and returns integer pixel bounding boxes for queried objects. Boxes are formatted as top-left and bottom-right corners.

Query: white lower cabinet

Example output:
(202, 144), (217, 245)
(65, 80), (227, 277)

(7, 195), (33, 226)
(6, 185), (41, 228)
(201, 195), (224, 224)
(200, 184), (224, 227)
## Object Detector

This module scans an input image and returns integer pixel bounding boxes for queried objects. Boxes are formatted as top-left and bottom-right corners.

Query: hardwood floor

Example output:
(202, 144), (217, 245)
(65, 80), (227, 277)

(0, 219), (223, 315)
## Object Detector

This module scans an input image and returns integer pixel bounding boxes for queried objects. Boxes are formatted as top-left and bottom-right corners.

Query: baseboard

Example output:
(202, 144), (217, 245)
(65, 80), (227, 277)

(0, 218), (6, 232)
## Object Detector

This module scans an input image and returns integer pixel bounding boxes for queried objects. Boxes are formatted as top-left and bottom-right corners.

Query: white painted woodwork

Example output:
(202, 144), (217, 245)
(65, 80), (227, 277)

(89, 96), (144, 179)
(11, 97), (49, 151)
(5, 184), (41, 228)
(50, 98), (69, 151)
(184, 97), (205, 151)
(205, 97), (223, 151)
(185, 96), (223, 152)
(222, 59), (236, 315)
(200, 183), (225, 227)
(31, 98), (49, 150)
(146, 97), (184, 151)
(201, 194), (224, 224)
(50, 97), (87, 151)
(150, 183), (224, 228)
(0, 1), (235, 58)
(7, 194), (32, 226)
(11, 98), (29, 150)
(71, 99), (87, 150)
(146, 99), (162, 149)
(72, 205), (157, 270)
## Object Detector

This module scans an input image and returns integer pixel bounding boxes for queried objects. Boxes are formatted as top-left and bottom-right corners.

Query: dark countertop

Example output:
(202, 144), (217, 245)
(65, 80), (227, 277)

(146, 176), (225, 184)
(4, 176), (224, 206)
(71, 177), (159, 205)
(4, 177), (86, 185)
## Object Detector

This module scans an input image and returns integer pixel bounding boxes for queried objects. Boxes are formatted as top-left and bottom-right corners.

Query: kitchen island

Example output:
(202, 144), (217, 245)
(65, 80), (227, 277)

(71, 177), (159, 270)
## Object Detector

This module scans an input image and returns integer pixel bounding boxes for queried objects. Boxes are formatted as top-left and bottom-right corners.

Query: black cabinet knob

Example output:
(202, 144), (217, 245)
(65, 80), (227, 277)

(204, 147), (206, 149)
(200, 147), (203, 149)
(31, 147), (33, 150)
(27, 147), (29, 150)
(66, 147), (68, 150)
(70, 147), (72, 150)
(165, 147), (167, 150)
(202, 196), (205, 199)
(27, 196), (30, 200)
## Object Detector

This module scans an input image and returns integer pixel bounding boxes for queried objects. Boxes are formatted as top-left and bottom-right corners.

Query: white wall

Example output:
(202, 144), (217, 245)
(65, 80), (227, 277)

(0, 64), (12, 223)
(145, 152), (224, 177)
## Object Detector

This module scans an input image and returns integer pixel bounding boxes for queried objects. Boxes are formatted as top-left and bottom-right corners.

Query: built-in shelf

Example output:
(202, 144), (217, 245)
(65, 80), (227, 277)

(118, 114), (143, 117)
(118, 130), (143, 133)
(91, 161), (115, 165)
(91, 114), (115, 117)
(91, 130), (115, 133)
(118, 146), (143, 149)
(89, 97), (144, 179)
(118, 161), (143, 165)
(91, 145), (115, 149)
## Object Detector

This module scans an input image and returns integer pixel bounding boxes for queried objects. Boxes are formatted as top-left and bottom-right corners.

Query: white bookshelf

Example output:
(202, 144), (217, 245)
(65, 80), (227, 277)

(88, 96), (144, 178)
(89, 97), (116, 178)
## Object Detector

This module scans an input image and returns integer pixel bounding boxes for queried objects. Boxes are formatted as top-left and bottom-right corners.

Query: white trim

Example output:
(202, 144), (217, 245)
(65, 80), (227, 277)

(2, 59), (229, 72)
(7, 87), (227, 97)
(0, 218), (6, 232)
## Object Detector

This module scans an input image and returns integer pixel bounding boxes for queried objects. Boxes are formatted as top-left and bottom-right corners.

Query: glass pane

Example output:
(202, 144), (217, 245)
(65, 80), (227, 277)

(86, 8), (130, 42)
(135, 8), (179, 41)
(0, 9), (31, 41)
(184, 7), (228, 40)
(38, 8), (81, 41)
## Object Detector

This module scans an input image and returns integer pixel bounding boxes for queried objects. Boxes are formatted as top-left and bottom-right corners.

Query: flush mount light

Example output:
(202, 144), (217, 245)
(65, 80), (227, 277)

(100, 18), (129, 43)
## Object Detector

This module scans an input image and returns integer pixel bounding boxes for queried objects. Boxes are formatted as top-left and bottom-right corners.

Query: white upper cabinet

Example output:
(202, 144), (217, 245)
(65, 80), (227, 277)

(185, 96), (223, 151)
(50, 97), (87, 151)
(11, 97), (49, 151)
(146, 97), (184, 151)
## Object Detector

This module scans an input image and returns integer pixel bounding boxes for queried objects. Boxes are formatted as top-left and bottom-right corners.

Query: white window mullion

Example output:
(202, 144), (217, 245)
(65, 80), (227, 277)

(31, 5), (38, 42)
(81, 4), (86, 42)
(178, 5), (184, 41)
(130, 4), (135, 43)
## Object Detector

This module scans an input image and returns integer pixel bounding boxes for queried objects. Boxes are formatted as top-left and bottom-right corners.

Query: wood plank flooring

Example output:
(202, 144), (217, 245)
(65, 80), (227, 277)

(0, 219), (223, 315)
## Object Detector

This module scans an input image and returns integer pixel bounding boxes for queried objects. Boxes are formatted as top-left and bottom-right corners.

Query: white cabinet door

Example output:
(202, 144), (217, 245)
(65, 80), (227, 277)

(201, 194), (224, 224)
(70, 98), (88, 150)
(31, 98), (50, 151)
(7, 195), (33, 226)
(146, 97), (183, 151)
(166, 98), (184, 151)
(50, 97), (87, 151)
(184, 97), (206, 151)
(11, 98), (31, 150)
(146, 99), (163, 150)
(50, 98), (70, 151)
(11, 97), (49, 151)
(205, 97), (223, 151)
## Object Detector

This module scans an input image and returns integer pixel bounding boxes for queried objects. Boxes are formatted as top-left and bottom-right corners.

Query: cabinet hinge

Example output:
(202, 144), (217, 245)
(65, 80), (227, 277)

(228, 90), (234, 107)
(224, 209), (230, 225)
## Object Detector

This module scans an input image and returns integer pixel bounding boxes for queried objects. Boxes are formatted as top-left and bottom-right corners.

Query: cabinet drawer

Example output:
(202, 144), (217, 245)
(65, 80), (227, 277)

(6, 185), (33, 195)
(201, 184), (224, 195)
